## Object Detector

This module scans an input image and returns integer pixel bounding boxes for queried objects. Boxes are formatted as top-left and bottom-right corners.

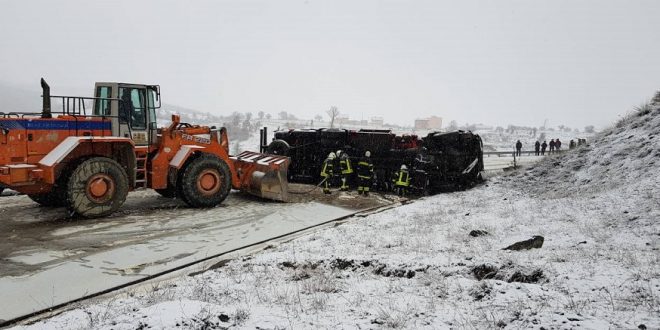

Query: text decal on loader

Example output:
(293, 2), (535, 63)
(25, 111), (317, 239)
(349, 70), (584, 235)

(182, 134), (211, 145)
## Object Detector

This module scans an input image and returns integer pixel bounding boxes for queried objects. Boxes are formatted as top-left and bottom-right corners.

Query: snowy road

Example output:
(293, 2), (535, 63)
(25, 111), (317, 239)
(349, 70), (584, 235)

(0, 188), (394, 323)
(483, 155), (543, 171)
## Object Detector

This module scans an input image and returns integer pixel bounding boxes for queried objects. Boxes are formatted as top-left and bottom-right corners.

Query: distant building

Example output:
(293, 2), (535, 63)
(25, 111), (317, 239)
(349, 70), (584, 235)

(414, 116), (442, 130)
(336, 116), (349, 125)
(473, 124), (493, 131)
(370, 116), (384, 126)
(334, 116), (380, 127)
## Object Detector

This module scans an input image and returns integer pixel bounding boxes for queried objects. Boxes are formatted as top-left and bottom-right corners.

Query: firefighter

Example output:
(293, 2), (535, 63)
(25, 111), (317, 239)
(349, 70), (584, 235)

(356, 151), (374, 196)
(320, 152), (336, 194)
(334, 150), (343, 187)
(338, 150), (353, 191)
(393, 164), (411, 197)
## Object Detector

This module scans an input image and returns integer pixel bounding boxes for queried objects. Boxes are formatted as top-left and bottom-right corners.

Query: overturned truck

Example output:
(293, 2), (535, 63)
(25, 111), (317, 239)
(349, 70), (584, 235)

(261, 128), (484, 194)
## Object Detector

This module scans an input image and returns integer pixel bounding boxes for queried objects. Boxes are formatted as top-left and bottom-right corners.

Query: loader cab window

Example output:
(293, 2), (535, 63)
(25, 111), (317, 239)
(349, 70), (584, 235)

(94, 86), (112, 116)
(119, 87), (147, 130)
(147, 89), (157, 128)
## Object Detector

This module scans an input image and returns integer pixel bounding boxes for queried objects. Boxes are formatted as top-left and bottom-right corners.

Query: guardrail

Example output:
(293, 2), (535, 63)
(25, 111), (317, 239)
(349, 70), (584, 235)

(483, 150), (566, 157)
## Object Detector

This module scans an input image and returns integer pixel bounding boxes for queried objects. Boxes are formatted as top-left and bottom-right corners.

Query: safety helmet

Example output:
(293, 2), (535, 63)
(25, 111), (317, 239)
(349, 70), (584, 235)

(401, 164), (407, 170)
(336, 149), (342, 156)
(328, 152), (336, 160)
(365, 151), (371, 157)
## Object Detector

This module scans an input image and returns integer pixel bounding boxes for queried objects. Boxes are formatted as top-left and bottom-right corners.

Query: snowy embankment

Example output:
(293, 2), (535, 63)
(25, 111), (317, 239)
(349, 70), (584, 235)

(15, 95), (660, 329)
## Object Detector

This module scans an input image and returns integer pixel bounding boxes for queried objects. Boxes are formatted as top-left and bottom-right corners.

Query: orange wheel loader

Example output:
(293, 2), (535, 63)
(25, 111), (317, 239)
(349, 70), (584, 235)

(0, 79), (289, 218)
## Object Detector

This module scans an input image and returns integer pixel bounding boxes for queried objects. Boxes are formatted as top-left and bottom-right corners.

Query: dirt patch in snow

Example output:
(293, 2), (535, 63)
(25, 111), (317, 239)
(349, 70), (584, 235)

(286, 183), (400, 210)
(279, 258), (420, 279)
(472, 262), (545, 284)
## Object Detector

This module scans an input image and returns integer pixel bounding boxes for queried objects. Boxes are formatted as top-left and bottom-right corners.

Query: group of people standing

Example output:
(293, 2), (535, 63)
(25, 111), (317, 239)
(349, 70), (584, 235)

(516, 139), (563, 156)
(320, 151), (411, 197)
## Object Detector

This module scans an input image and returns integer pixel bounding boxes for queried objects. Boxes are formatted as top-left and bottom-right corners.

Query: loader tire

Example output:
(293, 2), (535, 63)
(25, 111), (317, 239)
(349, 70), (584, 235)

(28, 170), (71, 207)
(29, 191), (67, 207)
(179, 154), (231, 208)
(67, 157), (129, 218)
(155, 185), (177, 198)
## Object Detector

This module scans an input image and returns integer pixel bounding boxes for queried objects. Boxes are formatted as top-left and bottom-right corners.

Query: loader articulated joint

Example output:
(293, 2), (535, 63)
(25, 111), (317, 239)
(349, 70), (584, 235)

(40, 78), (52, 119)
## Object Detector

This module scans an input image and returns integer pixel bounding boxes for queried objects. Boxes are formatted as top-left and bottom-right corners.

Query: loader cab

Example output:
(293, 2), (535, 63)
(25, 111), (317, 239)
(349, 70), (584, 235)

(92, 82), (160, 145)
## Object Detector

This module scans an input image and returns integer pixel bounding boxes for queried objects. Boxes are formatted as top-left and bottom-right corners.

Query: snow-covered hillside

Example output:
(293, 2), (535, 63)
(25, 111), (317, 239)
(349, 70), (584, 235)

(12, 93), (660, 329)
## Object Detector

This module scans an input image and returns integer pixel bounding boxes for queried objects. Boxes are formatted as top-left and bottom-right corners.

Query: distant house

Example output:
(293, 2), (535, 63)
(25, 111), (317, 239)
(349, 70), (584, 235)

(414, 116), (442, 130)
(335, 116), (380, 127)
(336, 116), (349, 125)
(370, 116), (384, 126)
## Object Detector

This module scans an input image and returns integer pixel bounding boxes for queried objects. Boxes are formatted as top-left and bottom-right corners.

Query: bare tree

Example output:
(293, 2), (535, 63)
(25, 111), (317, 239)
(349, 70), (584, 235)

(231, 112), (242, 127)
(314, 114), (322, 122)
(584, 125), (595, 133)
(326, 106), (340, 128)
(257, 111), (265, 120)
(278, 111), (288, 120)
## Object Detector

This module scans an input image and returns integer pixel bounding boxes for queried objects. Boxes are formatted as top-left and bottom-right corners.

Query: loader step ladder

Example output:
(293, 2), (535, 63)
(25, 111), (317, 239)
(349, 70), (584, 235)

(135, 146), (149, 189)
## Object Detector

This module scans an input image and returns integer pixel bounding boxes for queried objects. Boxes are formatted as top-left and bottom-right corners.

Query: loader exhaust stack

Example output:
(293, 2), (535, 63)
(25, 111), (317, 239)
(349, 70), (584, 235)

(40, 78), (51, 119)
(231, 151), (289, 202)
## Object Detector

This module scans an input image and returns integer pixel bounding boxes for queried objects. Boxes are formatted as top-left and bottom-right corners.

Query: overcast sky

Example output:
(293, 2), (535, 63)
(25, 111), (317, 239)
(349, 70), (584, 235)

(1, 0), (658, 129)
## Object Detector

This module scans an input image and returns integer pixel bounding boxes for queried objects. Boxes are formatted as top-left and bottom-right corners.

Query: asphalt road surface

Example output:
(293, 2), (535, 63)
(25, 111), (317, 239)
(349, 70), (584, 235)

(0, 186), (395, 323)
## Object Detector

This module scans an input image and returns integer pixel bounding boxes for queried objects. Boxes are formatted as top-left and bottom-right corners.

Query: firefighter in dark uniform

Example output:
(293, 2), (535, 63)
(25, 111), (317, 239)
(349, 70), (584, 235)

(320, 152), (336, 194)
(338, 150), (353, 191)
(333, 150), (343, 187)
(393, 164), (411, 197)
(356, 151), (374, 196)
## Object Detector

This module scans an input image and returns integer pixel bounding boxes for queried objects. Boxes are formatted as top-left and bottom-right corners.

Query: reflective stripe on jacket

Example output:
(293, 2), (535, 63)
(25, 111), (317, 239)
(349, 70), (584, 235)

(394, 169), (410, 187)
(321, 160), (334, 177)
(339, 156), (353, 174)
(357, 159), (373, 179)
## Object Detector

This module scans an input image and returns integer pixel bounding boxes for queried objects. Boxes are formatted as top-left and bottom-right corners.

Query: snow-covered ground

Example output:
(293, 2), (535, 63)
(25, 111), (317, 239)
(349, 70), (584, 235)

(11, 95), (660, 329)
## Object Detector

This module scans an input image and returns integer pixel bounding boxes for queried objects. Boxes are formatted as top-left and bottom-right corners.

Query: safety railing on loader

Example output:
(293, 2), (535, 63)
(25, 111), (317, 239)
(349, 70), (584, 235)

(0, 95), (133, 140)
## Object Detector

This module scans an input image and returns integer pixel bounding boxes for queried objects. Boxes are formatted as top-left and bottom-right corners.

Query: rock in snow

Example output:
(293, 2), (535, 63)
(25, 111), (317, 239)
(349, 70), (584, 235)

(502, 235), (545, 250)
(468, 229), (489, 237)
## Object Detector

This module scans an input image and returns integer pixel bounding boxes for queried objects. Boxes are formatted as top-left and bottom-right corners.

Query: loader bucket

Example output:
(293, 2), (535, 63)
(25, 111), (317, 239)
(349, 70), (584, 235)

(231, 151), (290, 202)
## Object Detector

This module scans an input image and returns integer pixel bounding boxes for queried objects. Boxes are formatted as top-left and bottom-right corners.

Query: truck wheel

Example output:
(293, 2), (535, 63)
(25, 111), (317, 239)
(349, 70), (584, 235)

(179, 154), (231, 208)
(266, 139), (290, 156)
(67, 157), (129, 218)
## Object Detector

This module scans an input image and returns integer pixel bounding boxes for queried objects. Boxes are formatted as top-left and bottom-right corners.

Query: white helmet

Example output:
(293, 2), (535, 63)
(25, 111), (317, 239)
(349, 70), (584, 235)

(365, 151), (371, 157)
(401, 164), (407, 170)
(328, 152), (336, 160)
(336, 149), (342, 156)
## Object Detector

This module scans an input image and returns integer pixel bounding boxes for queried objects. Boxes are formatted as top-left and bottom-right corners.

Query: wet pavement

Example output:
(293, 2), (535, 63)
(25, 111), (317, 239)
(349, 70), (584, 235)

(0, 186), (395, 322)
